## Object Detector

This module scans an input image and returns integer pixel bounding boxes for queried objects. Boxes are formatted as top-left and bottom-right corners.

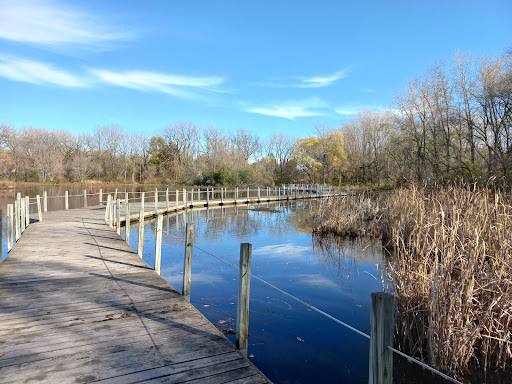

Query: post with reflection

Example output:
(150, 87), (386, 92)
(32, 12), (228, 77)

(155, 214), (163, 275)
(155, 188), (158, 212)
(236, 243), (252, 355)
(182, 223), (194, 301)
(65, 191), (69, 210)
(166, 188), (170, 211)
(369, 292), (394, 384)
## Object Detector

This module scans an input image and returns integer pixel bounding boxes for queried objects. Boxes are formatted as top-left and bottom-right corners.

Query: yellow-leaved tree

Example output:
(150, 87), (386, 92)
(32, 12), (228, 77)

(291, 130), (346, 183)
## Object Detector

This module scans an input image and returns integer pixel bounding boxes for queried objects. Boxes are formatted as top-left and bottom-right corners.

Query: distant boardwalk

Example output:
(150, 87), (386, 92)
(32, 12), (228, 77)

(0, 207), (271, 383)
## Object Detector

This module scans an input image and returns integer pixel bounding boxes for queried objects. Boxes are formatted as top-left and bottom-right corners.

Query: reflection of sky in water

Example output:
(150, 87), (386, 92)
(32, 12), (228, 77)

(129, 201), (386, 384)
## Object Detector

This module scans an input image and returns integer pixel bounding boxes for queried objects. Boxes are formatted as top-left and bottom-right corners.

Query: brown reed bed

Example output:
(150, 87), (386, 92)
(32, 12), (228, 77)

(313, 186), (512, 380)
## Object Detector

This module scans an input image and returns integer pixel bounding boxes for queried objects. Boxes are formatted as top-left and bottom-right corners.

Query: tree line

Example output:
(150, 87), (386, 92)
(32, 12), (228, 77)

(1, 49), (510, 186)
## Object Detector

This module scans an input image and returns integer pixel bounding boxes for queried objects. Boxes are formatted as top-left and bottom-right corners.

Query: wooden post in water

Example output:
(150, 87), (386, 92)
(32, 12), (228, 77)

(246, 187), (250, 203)
(369, 292), (394, 384)
(220, 188), (224, 205)
(43, 191), (48, 212)
(36, 195), (42, 221)
(14, 200), (19, 241)
(154, 214), (163, 275)
(116, 199), (121, 235)
(141, 191), (145, 212)
(166, 188), (169, 211)
(114, 188), (118, 202)
(83, 190), (87, 208)
(125, 191), (129, 207)
(137, 207), (144, 258)
(65, 191), (69, 210)
(175, 189), (179, 208)
(197, 188), (200, 201)
(236, 243), (252, 353)
(234, 187), (238, 204)
(99, 189), (103, 205)
(155, 188), (158, 212)
(7, 204), (13, 252)
(183, 223), (194, 301)
(190, 188), (194, 205)
(125, 201), (131, 244)
(257, 187), (260, 202)
(206, 188), (209, 205)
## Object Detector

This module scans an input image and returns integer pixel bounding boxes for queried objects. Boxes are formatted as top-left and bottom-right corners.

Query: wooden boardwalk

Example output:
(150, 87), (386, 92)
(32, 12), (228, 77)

(0, 206), (271, 383)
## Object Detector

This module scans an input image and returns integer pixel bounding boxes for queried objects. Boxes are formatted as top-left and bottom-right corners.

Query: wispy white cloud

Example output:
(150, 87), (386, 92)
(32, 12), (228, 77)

(298, 67), (352, 88)
(361, 88), (376, 93)
(296, 274), (338, 288)
(253, 243), (312, 255)
(245, 97), (328, 120)
(0, 55), (86, 87)
(0, 0), (134, 46)
(334, 105), (386, 116)
(91, 69), (225, 98)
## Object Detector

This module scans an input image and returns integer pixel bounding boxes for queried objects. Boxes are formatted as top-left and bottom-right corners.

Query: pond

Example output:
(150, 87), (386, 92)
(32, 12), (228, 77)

(132, 200), (385, 383)
(0, 185), (451, 383)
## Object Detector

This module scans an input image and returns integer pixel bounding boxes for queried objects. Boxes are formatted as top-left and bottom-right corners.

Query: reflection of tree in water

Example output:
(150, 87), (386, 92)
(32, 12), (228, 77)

(162, 202), (304, 245)
(313, 235), (386, 286)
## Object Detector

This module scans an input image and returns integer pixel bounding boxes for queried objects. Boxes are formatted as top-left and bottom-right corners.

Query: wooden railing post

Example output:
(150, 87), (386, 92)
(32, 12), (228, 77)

(36, 195), (42, 221)
(137, 207), (144, 258)
(116, 199), (121, 235)
(65, 191), (69, 210)
(155, 188), (158, 212)
(236, 243), (252, 353)
(114, 188), (118, 202)
(176, 189), (179, 208)
(234, 187), (238, 204)
(14, 200), (20, 241)
(166, 188), (169, 211)
(220, 188), (224, 205)
(43, 191), (48, 212)
(182, 223), (194, 301)
(155, 214), (163, 275)
(7, 204), (13, 252)
(206, 188), (209, 205)
(20, 197), (26, 233)
(105, 194), (111, 223)
(25, 197), (29, 227)
(183, 188), (187, 208)
(257, 187), (260, 202)
(125, 201), (131, 244)
(83, 190), (87, 208)
(190, 188), (194, 205)
(109, 196), (114, 228)
(369, 292), (394, 384)
(141, 191), (145, 212)
(99, 188), (103, 205)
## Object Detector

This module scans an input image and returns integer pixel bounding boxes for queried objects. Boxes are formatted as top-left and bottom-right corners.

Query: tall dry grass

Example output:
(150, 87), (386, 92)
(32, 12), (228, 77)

(314, 186), (512, 378)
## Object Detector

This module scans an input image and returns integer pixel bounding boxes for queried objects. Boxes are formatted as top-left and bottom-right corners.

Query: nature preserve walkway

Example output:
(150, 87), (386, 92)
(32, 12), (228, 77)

(0, 206), (271, 383)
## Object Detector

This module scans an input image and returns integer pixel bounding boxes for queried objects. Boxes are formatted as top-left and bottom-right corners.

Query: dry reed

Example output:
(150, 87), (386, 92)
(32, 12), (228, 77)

(314, 186), (512, 378)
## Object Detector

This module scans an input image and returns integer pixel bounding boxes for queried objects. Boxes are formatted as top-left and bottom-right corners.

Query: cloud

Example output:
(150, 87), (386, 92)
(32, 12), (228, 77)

(245, 97), (328, 120)
(0, 55), (86, 87)
(298, 67), (352, 88)
(253, 243), (312, 256)
(0, 0), (134, 46)
(296, 274), (338, 288)
(334, 105), (386, 116)
(91, 69), (225, 98)
(361, 88), (376, 93)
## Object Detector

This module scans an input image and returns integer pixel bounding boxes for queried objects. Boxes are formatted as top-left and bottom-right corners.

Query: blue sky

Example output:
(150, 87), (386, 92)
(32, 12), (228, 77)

(0, 0), (510, 139)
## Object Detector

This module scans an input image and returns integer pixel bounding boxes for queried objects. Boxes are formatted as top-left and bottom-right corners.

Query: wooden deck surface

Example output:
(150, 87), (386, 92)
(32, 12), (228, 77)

(0, 206), (271, 383)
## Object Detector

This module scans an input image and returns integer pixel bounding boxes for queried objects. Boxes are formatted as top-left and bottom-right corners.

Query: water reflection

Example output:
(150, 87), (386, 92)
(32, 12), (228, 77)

(134, 201), (384, 384)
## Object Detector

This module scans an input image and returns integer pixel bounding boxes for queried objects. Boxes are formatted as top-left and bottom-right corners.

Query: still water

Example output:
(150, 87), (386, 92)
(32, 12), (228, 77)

(133, 200), (385, 383)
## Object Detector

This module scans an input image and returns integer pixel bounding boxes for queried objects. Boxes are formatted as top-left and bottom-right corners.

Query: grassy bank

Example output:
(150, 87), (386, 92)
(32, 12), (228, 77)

(313, 186), (512, 379)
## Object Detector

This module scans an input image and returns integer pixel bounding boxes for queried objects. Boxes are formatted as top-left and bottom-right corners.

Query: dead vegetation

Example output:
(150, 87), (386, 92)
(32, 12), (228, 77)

(314, 185), (512, 378)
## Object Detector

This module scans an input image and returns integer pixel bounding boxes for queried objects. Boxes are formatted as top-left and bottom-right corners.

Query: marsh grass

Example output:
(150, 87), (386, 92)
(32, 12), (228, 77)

(314, 186), (512, 378)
